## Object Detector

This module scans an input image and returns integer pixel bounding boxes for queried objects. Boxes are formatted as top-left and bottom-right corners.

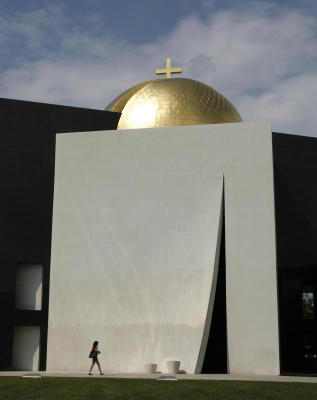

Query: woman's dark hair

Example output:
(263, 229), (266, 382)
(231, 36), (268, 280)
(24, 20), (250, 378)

(93, 341), (98, 347)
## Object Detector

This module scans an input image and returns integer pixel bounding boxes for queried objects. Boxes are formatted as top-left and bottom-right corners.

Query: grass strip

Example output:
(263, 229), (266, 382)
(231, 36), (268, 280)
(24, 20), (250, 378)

(0, 377), (317, 400)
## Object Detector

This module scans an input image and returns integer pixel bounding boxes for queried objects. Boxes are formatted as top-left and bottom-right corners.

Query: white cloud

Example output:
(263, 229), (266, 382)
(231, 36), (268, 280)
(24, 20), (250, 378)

(239, 73), (317, 135)
(0, 2), (316, 136)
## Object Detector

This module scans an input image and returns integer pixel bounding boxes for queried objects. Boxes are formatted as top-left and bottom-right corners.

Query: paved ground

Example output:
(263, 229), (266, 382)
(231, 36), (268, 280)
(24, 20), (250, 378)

(0, 371), (317, 383)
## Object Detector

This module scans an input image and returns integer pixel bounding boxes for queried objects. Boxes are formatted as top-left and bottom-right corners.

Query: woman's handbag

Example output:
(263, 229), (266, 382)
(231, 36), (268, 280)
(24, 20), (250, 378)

(89, 350), (95, 358)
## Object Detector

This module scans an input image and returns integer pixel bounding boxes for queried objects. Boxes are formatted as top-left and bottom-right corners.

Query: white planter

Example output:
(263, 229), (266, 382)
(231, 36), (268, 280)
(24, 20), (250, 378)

(144, 363), (157, 373)
(166, 360), (180, 374)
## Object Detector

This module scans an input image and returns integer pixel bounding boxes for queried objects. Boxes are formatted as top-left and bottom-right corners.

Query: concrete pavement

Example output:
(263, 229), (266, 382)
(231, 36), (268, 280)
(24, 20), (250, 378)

(0, 371), (317, 383)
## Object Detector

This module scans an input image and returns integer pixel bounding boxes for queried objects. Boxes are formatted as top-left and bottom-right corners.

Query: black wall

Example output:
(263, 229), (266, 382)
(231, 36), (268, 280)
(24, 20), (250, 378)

(0, 98), (120, 370)
(272, 132), (317, 372)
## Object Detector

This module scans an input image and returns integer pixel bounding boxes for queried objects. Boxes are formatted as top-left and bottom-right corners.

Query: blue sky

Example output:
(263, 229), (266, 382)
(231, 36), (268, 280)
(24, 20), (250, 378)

(1, 0), (317, 136)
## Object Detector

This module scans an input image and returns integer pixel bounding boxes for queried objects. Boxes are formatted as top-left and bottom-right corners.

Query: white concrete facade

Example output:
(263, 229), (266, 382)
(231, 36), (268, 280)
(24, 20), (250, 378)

(47, 121), (279, 375)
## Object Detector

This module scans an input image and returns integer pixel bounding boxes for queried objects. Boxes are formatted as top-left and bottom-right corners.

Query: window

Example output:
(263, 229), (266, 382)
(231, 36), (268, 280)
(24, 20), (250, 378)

(302, 286), (315, 320)
(15, 264), (43, 311)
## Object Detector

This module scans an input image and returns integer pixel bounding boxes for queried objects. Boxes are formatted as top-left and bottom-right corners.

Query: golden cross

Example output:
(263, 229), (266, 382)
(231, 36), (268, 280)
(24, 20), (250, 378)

(155, 57), (182, 79)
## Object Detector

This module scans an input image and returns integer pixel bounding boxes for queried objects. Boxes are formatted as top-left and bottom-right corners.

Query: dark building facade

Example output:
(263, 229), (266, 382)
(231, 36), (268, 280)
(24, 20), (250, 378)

(0, 96), (316, 373)
(273, 133), (317, 373)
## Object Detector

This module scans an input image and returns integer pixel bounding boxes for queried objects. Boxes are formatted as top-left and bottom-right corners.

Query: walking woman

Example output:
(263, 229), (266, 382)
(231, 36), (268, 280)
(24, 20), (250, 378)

(88, 340), (104, 375)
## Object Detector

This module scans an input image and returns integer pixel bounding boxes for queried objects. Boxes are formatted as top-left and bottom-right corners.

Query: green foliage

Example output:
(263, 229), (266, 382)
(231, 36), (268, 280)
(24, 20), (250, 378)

(0, 377), (316, 400)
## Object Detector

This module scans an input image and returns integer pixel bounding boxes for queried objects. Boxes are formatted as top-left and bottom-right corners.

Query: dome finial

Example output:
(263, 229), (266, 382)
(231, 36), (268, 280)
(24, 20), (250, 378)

(155, 57), (182, 78)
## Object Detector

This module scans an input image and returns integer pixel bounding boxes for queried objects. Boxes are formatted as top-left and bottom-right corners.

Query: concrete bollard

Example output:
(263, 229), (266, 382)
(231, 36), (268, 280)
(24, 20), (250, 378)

(166, 361), (180, 374)
(144, 363), (157, 373)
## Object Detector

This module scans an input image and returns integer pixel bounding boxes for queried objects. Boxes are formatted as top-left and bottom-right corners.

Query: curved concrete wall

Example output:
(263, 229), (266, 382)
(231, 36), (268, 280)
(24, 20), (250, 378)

(47, 121), (279, 374)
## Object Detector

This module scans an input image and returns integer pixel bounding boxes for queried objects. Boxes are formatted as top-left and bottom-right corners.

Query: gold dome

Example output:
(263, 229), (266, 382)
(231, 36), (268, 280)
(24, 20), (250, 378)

(105, 78), (242, 130)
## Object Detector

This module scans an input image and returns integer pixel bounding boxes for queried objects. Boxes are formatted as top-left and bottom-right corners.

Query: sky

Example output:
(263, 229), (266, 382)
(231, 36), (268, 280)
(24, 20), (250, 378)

(0, 0), (317, 136)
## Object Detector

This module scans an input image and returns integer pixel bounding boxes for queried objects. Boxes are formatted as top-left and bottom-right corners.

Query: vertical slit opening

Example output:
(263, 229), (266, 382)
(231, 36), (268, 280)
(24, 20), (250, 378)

(201, 203), (227, 373)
